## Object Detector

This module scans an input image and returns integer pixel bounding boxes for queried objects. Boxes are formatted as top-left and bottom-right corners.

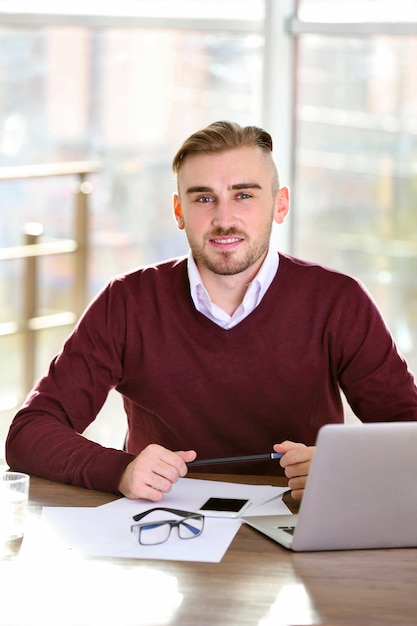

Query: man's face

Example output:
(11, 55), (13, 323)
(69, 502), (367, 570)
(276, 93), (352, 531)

(174, 146), (288, 279)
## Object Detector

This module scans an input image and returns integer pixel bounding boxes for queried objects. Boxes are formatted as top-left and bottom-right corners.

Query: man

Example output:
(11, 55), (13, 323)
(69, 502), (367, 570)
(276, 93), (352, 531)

(6, 121), (417, 502)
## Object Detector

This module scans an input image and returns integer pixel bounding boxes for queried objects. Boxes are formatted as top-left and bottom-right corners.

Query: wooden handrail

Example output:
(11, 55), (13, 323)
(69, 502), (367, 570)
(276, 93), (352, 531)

(0, 312), (78, 337)
(0, 160), (99, 396)
(0, 160), (100, 180)
(0, 239), (78, 261)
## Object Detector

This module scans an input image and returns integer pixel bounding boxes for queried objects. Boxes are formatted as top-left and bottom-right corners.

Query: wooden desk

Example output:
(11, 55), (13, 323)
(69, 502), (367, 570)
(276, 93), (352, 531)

(1, 474), (417, 626)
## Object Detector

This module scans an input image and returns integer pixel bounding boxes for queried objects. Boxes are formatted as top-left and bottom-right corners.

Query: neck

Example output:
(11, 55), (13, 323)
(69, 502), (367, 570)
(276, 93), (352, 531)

(202, 274), (250, 316)
(198, 257), (265, 316)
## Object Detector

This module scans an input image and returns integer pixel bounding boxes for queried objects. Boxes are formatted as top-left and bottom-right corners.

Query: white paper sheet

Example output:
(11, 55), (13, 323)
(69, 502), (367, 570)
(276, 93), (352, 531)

(30, 478), (289, 563)
(97, 477), (288, 517)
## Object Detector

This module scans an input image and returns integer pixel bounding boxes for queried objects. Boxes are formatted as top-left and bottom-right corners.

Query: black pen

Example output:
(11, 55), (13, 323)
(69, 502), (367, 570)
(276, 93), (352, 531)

(187, 452), (284, 467)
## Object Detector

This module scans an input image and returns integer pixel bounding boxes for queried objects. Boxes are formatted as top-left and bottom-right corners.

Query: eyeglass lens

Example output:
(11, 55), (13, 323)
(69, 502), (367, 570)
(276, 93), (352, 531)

(138, 522), (172, 545)
(132, 515), (204, 545)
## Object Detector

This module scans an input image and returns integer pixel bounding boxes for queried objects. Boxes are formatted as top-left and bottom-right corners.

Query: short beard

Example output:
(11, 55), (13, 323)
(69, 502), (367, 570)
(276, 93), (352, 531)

(190, 228), (271, 276)
(194, 249), (266, 276)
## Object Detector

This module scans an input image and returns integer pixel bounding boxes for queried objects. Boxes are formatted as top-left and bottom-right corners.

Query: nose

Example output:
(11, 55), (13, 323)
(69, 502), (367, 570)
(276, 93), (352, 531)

(211, 198), (236, 229)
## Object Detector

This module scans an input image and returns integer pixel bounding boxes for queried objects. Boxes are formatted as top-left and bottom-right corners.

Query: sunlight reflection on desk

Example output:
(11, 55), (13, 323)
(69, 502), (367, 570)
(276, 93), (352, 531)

(1, 558), (183, 626)
(2, 513), (183, 626)
(258, 583), (319, 626)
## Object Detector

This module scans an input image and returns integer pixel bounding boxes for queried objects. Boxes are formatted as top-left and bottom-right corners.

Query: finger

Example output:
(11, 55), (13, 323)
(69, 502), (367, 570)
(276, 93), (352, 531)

(288, 487), (304, 501)
(176, 450), (197, 476)
(274, 440), (305, 450)
(273, 441), (306, 459)
(146, 472), (175, 493)
(152, 460), (182, 485)
(125, 461), (175, 498)
(287, 473), (308, 490)
(177, 449), (197, 463)
(156, 450), (197, 479)
(283, 459), (311, 479)
(138, 446), (184, 481)
(287, 475), (308, 501)
(280, 447), (313, 469)
(155, 455), (191, 483)
(139, 484), (166, 502)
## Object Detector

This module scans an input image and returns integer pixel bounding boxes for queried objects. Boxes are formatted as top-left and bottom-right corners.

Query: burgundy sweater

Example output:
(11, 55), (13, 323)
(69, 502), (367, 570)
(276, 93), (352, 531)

(6, 253), (417, 493)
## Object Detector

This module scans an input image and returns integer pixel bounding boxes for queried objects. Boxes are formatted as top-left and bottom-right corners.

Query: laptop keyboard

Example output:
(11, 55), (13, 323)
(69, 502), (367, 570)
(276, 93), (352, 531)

(278, 526), (295, 536)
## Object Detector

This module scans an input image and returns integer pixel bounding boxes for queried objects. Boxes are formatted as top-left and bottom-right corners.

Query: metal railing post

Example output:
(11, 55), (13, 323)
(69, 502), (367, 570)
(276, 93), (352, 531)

(23, 223), (43, 392)
(74, 176), (91, 318)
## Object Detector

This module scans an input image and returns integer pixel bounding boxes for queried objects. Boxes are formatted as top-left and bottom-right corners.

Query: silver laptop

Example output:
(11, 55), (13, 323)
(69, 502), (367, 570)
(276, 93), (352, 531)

(242, 422), (417, 551)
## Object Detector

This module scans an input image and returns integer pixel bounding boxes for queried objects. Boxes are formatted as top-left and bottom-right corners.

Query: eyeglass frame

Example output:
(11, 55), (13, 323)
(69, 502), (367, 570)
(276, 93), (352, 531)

(130, 507), (205, 545)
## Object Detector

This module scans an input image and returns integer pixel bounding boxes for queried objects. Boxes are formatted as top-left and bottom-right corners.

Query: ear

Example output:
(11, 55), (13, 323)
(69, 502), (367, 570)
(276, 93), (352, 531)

(173, 193), (185, 230)
(273, 187), (290, 225)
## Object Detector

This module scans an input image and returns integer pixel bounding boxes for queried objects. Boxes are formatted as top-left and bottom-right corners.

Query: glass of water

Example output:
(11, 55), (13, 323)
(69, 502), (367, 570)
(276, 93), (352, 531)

(0, 471), (30, 559)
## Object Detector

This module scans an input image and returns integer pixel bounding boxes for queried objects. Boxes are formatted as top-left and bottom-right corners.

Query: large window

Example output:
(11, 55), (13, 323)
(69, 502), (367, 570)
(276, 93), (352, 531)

(292, 2), (417, 377)
(1, 1), (416, 454)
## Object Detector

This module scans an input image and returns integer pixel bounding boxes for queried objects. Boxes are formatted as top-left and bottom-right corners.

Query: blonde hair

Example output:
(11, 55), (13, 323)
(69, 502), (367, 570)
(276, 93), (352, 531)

(172, 120), (279, 193)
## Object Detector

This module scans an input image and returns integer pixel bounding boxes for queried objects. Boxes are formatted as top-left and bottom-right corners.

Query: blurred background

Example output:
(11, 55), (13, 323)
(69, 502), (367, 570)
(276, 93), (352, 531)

(1, 0), (416, 458)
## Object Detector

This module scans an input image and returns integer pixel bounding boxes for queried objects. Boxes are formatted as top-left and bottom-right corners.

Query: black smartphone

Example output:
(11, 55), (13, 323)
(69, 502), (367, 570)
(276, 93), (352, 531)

(197, 497), (251, 517)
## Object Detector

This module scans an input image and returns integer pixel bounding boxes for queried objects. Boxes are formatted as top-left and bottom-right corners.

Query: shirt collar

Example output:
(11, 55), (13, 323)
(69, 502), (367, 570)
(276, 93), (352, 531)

(187, 244), (279, 327)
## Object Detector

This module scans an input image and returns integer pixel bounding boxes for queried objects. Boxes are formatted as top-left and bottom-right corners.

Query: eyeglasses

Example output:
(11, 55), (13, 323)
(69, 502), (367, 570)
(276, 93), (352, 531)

(131, 507), (205, 546)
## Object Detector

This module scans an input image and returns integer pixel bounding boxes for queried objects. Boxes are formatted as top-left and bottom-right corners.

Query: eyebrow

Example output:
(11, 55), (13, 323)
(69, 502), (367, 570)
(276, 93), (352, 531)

(185, 182), (262, 195)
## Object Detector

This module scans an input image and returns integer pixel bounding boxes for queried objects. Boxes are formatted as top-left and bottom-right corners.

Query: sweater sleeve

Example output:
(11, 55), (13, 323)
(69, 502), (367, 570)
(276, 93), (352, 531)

(334, 278), (417, 422)
(5, 279), (136, 494)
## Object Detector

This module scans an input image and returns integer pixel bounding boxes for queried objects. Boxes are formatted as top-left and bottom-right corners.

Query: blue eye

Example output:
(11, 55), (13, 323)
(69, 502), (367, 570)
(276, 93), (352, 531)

(196, 196), (213, 203)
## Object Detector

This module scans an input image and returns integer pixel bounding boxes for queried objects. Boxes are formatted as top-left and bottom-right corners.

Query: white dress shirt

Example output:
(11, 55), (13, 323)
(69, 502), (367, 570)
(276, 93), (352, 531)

(187, 244), (279, 329)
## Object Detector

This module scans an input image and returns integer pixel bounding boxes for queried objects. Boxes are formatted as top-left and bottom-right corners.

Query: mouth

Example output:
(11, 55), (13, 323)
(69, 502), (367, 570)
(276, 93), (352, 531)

(209, 235), (244, 249)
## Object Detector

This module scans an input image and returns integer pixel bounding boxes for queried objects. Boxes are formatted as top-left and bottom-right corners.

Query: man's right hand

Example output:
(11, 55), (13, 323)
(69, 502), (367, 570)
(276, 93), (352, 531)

(118, 443), (197, 500)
